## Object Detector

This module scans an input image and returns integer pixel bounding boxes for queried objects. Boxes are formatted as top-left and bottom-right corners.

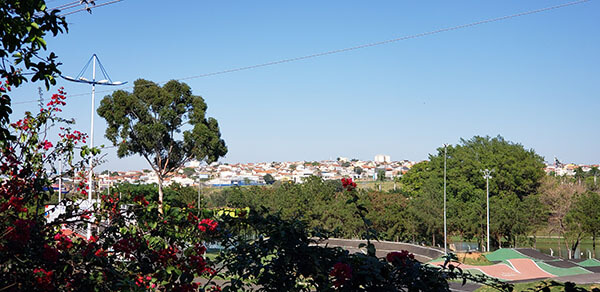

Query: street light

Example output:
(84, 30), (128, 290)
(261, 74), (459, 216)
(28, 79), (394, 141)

(480, 168), (494, 252)
(443, 143), (449, 255)
(62, 54), (126, 239)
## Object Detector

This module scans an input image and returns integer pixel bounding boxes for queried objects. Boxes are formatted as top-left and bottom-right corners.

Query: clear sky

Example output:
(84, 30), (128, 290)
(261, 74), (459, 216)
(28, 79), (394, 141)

(9, 0), (600, 171)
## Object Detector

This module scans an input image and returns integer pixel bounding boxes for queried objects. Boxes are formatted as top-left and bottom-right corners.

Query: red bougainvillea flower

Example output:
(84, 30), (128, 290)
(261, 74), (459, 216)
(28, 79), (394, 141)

(114, 236), (140, 258)
(54, 232), (74, 250)
(94, 248), (107, 257)
(42, 244), (60, 262)
(386, 250), (415, 267)
(133, 195), (149, 206)
(198, 218), (218, 232)
(154, 246), (178, 264)
(329, 262), (352, 287)
(0, 196), (27, 213)
(135, 275), (156, 289)
(33, 268), (54, 288)
(341, 178), (357, 191)
(172, 282), (200, 292)
(6, 219), (35, 244)
(206, 285), (222, 292)
(41, 140), (53, 150)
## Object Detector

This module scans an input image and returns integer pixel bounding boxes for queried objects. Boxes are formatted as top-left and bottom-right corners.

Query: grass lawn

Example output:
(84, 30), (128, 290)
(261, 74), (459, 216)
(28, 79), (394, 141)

(456, 253), (494, 266)
(205, 250), (220, 261)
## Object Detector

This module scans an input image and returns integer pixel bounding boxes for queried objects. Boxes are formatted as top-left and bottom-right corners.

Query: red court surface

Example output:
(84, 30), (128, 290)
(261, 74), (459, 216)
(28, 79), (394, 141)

(431, 258), (555, 281)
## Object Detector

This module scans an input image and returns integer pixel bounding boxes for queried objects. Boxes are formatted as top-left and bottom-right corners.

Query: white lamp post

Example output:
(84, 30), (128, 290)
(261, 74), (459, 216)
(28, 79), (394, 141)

(480, 168), (494, 252)
(62, 54), (126, 239)
(443, 143), (449, 255)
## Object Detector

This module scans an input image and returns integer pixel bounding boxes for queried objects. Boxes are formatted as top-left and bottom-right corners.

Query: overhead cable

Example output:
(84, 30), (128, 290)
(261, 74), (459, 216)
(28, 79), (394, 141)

(12, 0), (592, 105)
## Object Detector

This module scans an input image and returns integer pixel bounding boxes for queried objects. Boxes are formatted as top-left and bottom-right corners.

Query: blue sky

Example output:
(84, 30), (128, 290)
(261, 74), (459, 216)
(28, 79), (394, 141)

(10, 0), (600, 171)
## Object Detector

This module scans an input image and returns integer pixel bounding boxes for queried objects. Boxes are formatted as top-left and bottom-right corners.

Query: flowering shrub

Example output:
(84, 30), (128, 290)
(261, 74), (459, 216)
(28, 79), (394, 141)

(330, 262), (352, 288)
(0, 89), (222, 291)
(341, 177), (357, 191)
(198, 218), (218, 232)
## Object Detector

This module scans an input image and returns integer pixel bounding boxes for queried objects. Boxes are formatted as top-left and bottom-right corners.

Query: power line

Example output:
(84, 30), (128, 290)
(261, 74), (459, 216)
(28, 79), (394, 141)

(50, 1), (82, 11)
(60, 0), (124, 16)
(35, 1), (85, 17)
(12, 0), (593, 105)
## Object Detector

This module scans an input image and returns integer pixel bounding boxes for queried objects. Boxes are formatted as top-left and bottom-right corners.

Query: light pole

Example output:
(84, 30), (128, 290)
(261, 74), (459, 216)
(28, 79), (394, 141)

(62, 54), (126, 239)
(480, 168), (494, 252)
(58, 156), (62, 202)
(443, 143), (449, 255)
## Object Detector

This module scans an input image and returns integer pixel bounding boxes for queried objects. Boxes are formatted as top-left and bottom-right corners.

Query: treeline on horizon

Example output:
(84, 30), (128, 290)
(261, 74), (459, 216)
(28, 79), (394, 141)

(112, 136), (600, 255)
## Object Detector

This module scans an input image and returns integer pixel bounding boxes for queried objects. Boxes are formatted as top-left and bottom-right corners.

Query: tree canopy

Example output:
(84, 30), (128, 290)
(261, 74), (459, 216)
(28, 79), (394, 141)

(97, 79), (227, 213)
(401, 135), (546, 248)
(1, 0), (70, 142)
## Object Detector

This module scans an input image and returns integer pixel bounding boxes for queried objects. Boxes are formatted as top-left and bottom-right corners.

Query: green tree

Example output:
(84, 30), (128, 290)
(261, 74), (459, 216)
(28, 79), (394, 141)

(354, 166), (363, 175)
(566, 192), (600, 257)
(97, 79), (227, 214)
(1, 0), (70, 142)
(588, 166), (599, 190)
(401, 135), (545, 250)
(574, 167), (586, 185)
(376, 169), (386, 181)
(263, 173), (275, 185)
(400, 161), (430, 195)
(539, 176), (586, 257)
(182, 167), (196, 177)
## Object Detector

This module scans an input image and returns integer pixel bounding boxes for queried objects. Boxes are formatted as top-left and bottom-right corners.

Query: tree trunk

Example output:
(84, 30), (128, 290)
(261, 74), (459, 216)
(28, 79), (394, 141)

(570, 238), (580, 260)
(558, 235), (562, 258)
(158, 174), (164, 215)
(594, 233), (596, 259)
(432, 232), (436, 247)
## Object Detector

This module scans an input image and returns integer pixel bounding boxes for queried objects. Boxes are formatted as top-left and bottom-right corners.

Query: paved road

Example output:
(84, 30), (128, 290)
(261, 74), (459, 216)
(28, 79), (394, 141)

(553, 273), (600, 284)
(449, 282), (482, 292)
(318, 238), (445, 262)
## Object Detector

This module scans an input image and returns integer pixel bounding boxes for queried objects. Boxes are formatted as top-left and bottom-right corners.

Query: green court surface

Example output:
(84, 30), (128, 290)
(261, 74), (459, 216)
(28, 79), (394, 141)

(461, 268), (487, 277)
(428, 256), (446, 263)
(575, 258), (600, 267)
(535, 262), (592, 277)
(485, 249), (530, 262)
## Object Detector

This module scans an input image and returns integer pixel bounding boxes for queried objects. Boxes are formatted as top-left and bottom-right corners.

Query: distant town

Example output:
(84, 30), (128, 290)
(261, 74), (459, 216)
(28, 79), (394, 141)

(76, 155), (599, 190)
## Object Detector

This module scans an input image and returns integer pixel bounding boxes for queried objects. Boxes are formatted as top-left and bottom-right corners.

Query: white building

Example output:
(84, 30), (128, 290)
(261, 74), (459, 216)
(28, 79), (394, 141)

(374, 154), (391, 164)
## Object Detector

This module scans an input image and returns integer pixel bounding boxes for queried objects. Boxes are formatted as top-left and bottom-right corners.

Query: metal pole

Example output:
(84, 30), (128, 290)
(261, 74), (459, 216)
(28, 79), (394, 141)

(481, 168), (493, 252)
(486, 174), (490, 253)
(87, 55), (96, 240)
(443, 144), (448, 255)
(197, 182), (201, 210)
(58, 156), (62, 202)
